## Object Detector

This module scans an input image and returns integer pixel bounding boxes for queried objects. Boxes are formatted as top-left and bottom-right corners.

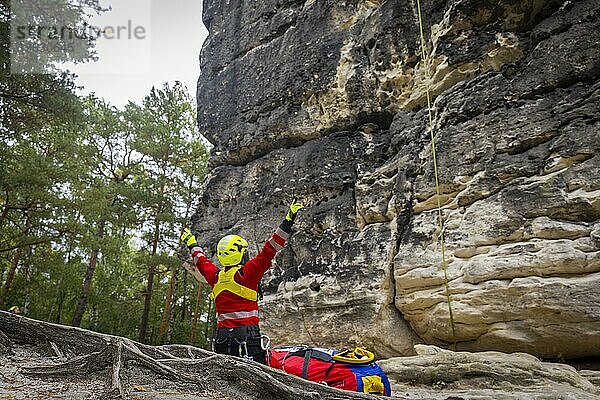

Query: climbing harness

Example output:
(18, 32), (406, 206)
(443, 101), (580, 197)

(214, 325), (266, 363)
(415, 0), (458, 350)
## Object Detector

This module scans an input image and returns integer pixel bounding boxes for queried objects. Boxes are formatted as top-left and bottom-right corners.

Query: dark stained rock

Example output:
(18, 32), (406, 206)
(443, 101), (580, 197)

(195, 0), (600, 359)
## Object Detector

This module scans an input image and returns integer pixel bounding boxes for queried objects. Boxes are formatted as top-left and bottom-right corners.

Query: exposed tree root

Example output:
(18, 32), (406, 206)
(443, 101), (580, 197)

(1, 312), (372, 400)
(0, 329), (12, 355)
(157, 343), (213, 359)
(49, 341), (66, 360)
(22, 338), (207, 397)
(108, 341), (124, 399)
(121, 340), (194, 383)
(22, 344), (115, 376)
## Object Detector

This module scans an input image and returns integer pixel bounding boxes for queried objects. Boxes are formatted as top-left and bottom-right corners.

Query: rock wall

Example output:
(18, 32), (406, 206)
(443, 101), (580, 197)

(195, 0), (600, 359)
(378, 345), (600, 399)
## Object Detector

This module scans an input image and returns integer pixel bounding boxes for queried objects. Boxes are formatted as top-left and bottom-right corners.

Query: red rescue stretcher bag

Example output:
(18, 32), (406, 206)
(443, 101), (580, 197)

(268, 345), (391, 396)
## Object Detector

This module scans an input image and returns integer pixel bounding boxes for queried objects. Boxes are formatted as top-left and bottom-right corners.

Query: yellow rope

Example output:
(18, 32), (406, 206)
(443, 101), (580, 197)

(415, 0), (457, 351)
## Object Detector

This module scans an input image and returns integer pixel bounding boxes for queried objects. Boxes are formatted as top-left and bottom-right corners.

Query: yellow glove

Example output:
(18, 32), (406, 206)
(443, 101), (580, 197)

(181, 228), (198, 247)
(285, 198), (304, 222)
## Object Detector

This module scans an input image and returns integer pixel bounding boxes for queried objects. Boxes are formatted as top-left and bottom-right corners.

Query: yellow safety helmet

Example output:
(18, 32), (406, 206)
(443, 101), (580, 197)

(217, 234), (248, 267)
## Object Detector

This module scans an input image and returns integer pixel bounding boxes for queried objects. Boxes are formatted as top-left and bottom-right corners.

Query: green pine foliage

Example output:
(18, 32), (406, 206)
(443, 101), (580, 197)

(1, 0), (212, 347)
(1, 67), (211, 348)
(0, 85), (212, 346)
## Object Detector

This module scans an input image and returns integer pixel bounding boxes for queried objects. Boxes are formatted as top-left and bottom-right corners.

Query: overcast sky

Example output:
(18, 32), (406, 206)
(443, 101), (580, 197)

(60, 0), (208, 108)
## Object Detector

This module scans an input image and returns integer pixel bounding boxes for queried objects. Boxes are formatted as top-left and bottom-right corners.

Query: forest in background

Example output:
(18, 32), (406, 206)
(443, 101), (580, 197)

(0, 0), (214, 347)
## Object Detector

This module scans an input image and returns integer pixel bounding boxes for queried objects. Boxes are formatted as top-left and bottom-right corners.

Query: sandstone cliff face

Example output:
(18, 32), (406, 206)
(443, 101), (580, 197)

(195, 0), (600, 359)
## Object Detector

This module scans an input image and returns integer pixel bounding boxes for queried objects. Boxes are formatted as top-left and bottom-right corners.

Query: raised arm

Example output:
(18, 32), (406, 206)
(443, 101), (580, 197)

(242, 198), (304, 282)
(181, 228), (219, 286)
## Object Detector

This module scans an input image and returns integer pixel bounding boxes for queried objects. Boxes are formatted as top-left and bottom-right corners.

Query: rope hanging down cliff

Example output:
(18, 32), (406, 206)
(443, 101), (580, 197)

(415, 0), (458, 350)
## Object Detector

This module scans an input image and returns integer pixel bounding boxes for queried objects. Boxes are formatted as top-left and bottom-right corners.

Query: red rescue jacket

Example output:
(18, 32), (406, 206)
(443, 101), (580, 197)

(190, 227), (289, 328)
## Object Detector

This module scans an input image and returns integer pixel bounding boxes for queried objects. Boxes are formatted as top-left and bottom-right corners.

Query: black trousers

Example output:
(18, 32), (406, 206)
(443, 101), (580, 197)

(214, 325), (266, 364)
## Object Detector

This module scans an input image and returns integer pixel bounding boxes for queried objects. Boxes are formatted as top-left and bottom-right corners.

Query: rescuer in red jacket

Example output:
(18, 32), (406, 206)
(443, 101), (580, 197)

(180, 199), (303, 364)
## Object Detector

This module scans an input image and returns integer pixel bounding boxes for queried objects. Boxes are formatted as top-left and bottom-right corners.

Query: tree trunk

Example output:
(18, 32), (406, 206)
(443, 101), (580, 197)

(190, 284), (202, 345)
(0, 212), (33, 308)
(72, 220), (106, 327)
(179, 173), (195, 325)
(139, 216), (161, 344)
(52, 238), (71, 324)
(167, 309), (175, 343)
(0, 247), (22, 308)
(49, 241), (72, 322)
(181, 270), (187, 322)
(158, 266), (177, 343)
(55, 293), (65, 324)
(139, 266), (155, 344)
(89, 304), (98, 331)
(204, 291), (215, 348)
(22, 245), (34, 316)
(167, 267), (178, 343)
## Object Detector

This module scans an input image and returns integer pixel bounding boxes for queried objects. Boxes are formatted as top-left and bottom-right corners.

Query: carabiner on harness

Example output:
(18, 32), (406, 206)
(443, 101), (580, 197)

(261, 334), (271, 351)
(236, 339), (250, 359)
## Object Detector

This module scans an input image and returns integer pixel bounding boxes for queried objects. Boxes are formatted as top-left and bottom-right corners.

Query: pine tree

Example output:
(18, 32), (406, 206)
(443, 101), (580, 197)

(126, 82), (208, 343)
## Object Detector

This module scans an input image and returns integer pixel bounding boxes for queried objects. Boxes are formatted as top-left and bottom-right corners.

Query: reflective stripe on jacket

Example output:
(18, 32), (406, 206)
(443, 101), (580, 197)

(191, 227), (288, 328)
